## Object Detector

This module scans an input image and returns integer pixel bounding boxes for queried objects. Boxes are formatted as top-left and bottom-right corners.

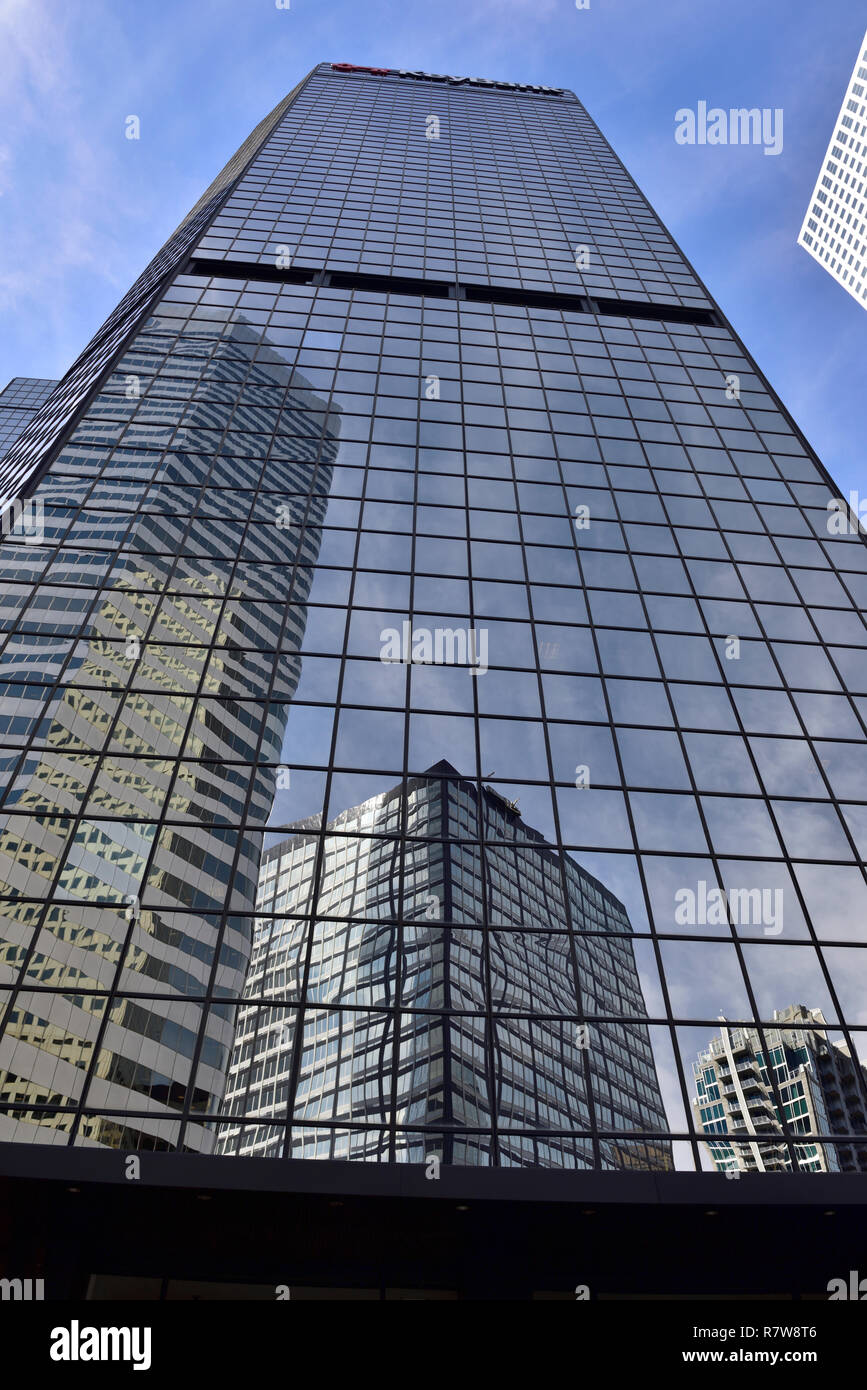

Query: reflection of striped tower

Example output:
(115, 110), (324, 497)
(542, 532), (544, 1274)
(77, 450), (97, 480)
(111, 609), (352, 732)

(0, 336), (338, 1151)
(218, 761), (672, 1170)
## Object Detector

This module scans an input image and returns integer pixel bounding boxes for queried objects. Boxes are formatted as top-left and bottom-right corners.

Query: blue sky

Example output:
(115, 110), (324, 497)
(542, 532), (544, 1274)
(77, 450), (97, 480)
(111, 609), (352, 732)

(0, 0), (864, 493)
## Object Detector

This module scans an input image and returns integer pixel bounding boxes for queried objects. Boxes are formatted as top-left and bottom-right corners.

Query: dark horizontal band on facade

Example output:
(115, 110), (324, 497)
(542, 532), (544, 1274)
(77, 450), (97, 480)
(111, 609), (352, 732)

(184, 257), (719, 327)
(0, 1109), (860, 1153)
(0, 985), (862, 1028)
(0, 1109), (706, 1143)
(0, 1117), (855, 1150)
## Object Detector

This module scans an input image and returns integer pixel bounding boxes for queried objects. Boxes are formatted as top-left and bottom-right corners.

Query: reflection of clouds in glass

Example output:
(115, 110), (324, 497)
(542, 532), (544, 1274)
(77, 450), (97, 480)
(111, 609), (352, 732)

(772, 800), (853, 861)
(823, 950), (867, 1026)
(408, 712), (476, 776)
(741, 945), (837, 1022)
(630, 792), (708, 853)
(408, 663), (474, 714)
(700, 795), (780, 857)
(557, 788), (631, 848)
(280, 702), (335, 767)
(661, 940), (752, 1020)
(340, 657), (407, 709)
(795, 864), (867, 942)
(751, 736), (825, 797)
(268, 768), (327, 828)
(719, 859), (809, 939)
(644, 850), (722, 939)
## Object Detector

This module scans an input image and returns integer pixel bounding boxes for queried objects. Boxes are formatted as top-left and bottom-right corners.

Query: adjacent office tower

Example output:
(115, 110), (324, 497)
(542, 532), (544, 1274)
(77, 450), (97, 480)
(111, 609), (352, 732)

(1, 63), (866, 1171)
(0, 379), (58, 461)
(694, 1006), (867, 1174)
(798, 26), (867, 308)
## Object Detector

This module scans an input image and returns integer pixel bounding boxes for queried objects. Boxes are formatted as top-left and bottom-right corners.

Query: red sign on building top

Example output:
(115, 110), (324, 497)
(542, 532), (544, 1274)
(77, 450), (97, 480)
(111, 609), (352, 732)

(331, 63), (391, 75)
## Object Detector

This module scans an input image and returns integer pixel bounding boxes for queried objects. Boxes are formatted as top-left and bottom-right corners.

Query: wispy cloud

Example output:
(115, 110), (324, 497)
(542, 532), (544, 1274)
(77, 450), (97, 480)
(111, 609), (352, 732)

(0, 0), (862, 503)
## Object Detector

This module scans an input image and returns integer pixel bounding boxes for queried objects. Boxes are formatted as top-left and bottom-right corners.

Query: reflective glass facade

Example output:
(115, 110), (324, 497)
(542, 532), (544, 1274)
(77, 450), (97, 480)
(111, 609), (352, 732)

(1, 63), (867, 1171)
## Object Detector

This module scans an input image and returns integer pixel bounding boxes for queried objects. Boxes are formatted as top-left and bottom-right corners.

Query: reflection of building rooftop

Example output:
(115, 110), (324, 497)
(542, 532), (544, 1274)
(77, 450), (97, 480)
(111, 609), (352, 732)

(218, 760), (672, 1171)
(264, 759), (635, 919)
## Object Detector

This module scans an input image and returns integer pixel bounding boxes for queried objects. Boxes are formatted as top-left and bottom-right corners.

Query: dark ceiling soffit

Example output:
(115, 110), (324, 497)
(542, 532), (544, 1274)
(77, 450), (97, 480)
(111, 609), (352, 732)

(0, 1142), (865, 1207)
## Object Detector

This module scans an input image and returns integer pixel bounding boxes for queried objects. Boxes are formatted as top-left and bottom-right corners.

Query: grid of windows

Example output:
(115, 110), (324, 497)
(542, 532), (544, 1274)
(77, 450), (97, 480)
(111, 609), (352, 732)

(798, 28), (867, 307)
(0, 379), (57, 461)
(0, 63), (866, 1168)
(196, 66), (710, 307)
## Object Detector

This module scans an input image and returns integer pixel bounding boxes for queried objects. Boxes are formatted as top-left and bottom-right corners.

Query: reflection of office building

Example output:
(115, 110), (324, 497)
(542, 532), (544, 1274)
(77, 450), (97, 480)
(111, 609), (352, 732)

(0, 324), (338, 1150)
(798, 26), (867, 308)
(218, 762), (671, 1169)
(693, 1006), (867, 1174)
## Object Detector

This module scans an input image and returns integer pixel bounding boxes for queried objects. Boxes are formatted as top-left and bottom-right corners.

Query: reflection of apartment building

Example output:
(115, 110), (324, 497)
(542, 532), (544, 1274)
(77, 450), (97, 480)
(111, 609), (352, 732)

(0, 329), (338, 1150)
(693, 1005), (867, 1173)
(218, 761), (672, 1170)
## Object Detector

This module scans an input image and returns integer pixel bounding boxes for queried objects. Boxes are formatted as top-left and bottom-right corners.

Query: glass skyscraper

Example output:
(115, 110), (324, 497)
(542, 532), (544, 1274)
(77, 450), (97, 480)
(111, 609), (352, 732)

(1, 61), (867, 1176)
